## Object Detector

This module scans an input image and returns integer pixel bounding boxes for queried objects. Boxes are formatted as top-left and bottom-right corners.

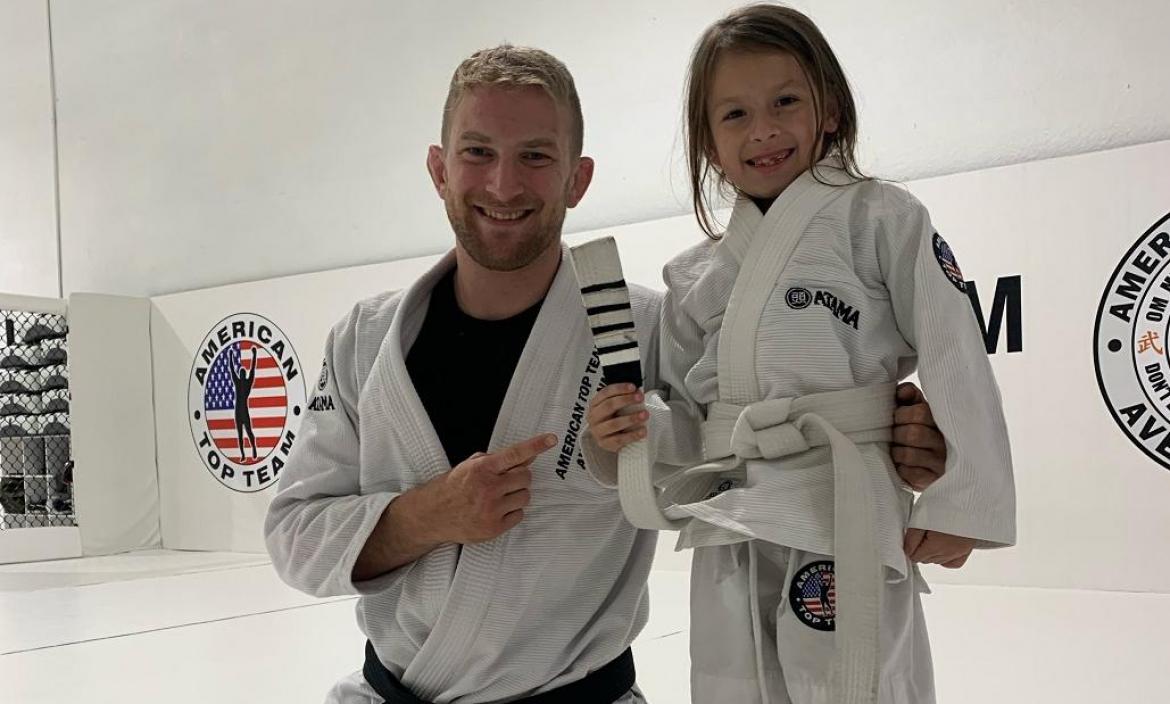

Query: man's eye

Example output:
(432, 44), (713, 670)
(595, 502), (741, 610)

(463, 147), (491, 158)
(522, 152), (552, 162)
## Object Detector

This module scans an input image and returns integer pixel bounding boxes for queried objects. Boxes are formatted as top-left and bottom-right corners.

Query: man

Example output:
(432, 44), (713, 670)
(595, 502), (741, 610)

(264, 45), (947, 704)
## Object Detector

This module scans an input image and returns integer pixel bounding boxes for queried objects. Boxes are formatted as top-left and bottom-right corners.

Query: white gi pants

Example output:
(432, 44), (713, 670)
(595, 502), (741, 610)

(689, 542), (934, 704)
(324, 673), (647, 704)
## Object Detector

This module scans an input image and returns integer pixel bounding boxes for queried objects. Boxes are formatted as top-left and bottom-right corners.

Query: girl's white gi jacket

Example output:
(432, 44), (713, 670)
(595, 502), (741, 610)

(593, 167), (1017, 567)
(264, 249), (662, 703)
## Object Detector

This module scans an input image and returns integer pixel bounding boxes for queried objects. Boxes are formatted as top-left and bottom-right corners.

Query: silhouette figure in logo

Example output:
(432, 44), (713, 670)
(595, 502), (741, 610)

(818, 569), (836, 619)
(233, 346), (259, 461)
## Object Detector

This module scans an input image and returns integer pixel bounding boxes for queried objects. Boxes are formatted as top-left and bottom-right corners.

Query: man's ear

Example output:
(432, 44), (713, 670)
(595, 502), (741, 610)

(426, 144), (448, 198)
(566, 156), (595, 208)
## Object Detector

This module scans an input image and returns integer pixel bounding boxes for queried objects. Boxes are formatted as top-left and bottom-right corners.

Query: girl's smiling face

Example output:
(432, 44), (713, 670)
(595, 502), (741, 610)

(706, 50), (839, 199)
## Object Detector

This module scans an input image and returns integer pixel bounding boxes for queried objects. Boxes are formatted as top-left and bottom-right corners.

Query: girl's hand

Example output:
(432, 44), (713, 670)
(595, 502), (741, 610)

(586, 383), (648, 452)
(892, 383), (947, 491)
(903, 528), (976, 568)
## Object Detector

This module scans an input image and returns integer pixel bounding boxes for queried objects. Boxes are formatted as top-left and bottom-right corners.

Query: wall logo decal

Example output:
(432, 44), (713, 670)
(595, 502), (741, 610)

(1095, 212), (1170, 470)
(188, 313), (305, 492)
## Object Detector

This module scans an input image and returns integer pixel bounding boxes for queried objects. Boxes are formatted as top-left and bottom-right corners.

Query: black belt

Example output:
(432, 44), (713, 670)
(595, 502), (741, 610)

(362, 641), (636, 704)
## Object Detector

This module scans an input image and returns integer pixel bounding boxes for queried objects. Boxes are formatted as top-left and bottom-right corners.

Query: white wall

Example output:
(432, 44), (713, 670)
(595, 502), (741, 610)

(31, 0), (1170, 298)
(0, 0), (58, 298)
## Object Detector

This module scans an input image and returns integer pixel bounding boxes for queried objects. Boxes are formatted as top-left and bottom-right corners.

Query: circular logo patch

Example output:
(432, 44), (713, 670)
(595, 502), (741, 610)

(786, 287), (813, 309)
(317, 360), (329, 392)
(1095, 212), (1170, 471)
(703, 478), (738, 500)
(788, 560), (836, 631)
(932, 233), (967, 293)
(187, 313), (306, 492)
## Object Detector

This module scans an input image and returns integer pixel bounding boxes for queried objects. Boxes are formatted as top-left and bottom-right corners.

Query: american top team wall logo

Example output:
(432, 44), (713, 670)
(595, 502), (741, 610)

(1095, 212), (1170, 471)
(188, 313), (306, 492)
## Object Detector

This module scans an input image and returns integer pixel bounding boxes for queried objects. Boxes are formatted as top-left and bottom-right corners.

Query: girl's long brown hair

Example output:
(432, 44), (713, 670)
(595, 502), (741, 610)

(685, 3), (866, 239)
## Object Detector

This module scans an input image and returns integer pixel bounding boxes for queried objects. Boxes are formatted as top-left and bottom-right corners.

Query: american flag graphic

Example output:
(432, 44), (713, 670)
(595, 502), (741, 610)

(933, 232), (965, 285)
(799, 568), (837, 618)
(203, 340), (287, 464)
(938, 245), (964, 281)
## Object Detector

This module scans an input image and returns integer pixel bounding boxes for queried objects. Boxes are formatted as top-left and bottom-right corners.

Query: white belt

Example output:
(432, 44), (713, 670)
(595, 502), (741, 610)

(618, 382), (896, 704)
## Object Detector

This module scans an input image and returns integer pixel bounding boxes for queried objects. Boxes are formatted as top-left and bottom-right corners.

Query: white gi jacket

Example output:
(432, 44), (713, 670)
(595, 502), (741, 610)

(585, 164), (1016, 704)
(630, 165), (1016, 556)
(264, 248), (662, 703)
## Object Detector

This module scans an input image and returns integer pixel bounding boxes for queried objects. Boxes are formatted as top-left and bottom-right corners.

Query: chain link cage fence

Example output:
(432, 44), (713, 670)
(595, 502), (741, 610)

(0, 309), (74, 529)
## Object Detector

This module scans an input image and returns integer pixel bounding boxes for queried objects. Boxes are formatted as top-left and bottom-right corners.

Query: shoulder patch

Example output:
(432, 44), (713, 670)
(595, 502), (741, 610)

(316, 359), (329, 392)
(932, 232), (967, 292)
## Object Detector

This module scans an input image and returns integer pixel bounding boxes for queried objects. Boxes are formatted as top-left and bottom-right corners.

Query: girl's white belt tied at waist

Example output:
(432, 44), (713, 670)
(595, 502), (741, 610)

(618, 382), (902, 704)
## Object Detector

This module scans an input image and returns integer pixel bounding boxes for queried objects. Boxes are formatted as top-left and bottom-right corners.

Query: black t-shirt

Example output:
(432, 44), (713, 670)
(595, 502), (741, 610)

(405, 269), (543, 467)
(750, 194), (777, 214)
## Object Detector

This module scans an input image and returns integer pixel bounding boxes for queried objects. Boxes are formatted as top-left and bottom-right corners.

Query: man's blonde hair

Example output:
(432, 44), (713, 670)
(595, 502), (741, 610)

(441, 45), (584, 157)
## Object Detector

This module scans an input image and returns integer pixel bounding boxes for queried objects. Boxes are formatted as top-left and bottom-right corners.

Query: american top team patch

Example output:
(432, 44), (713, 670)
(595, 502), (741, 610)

(932, 233), (967, 293)
(788, 560), (837, 631)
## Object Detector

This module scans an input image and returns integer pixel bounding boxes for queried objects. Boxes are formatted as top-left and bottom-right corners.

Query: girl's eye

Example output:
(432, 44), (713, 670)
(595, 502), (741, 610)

(722, 109), (745, 121)
(776, 96), (798, 107)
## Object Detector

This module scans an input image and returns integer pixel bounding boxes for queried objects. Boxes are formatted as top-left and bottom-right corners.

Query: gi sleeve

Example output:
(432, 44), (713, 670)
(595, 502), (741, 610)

(263, 308), (400, 597)
(875, 188), (1017, 548)
(581, 270), (706, 489)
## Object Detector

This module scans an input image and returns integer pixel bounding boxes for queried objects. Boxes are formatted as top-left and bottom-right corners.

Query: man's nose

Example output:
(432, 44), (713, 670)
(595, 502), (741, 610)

(486, 158), (524, 202)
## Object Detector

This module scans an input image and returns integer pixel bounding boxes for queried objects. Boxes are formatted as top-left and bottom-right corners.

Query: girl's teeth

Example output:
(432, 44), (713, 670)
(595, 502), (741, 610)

(754, 151), (789, 167)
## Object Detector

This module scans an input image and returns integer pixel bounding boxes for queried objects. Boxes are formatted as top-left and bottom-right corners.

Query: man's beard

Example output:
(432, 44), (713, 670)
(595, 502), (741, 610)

(445, 195), (566, 272)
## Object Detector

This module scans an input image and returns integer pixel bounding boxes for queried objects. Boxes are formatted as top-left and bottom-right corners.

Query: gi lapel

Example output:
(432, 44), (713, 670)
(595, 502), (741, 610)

(374, 252), (458, 483)
(489, 247), (589, 453)
(404, 248), (596, 695)
(712, 164), (886, 704)
(717, 164), (854, 405)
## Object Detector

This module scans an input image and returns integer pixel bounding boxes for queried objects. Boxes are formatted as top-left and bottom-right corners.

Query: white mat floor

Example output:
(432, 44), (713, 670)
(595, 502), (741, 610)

(1, 550), (1167, 703)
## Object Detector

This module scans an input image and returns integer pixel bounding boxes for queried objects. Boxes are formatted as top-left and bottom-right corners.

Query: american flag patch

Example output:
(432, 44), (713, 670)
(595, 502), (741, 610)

(788, 560), (837, 632)
(932, 232), (967, 293)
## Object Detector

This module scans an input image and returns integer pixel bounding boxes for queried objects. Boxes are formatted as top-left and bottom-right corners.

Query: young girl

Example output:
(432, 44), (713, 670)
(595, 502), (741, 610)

(585, 4), (1015, 703)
